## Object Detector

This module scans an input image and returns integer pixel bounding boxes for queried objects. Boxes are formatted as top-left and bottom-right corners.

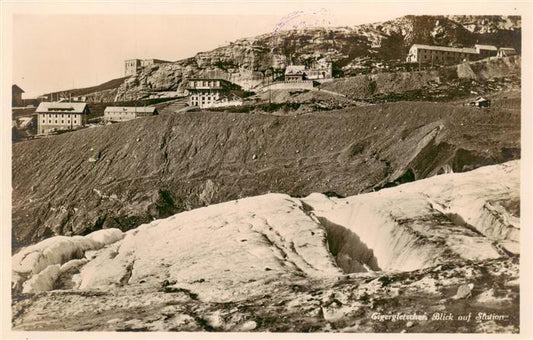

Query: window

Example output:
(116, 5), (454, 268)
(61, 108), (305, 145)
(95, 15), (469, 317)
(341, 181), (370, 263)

(61, 120), (64, 124)
(55, 120), (57, 124)
(49, 120), (51, 123)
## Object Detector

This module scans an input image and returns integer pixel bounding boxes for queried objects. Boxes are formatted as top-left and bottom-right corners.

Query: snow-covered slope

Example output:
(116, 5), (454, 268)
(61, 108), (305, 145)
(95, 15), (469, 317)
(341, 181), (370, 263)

(76, 194), (342, 301)
(13, 194), (343, 299)
(303, 160), (519, 272)
(12, 161), (520, 332)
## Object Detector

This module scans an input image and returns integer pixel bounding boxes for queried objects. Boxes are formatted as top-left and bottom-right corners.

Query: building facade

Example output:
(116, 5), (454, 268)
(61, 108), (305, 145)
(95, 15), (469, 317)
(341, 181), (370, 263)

(407, 43), (516, 65)
(406, 44), (480, 64)
(125, 59), (171, 76)
(36, 102), (89, 134)
(186, 78), (242, 108)
(475, 44), (498, 59)
(125, 59), (141, 76)
(305, 59), (333, 80)
(285, 65), (307, 81)
(284, 62), (333, 82)
(12, 84), (24, 107)
(470, 97), (491, 108)
(103, 106), (158, 122)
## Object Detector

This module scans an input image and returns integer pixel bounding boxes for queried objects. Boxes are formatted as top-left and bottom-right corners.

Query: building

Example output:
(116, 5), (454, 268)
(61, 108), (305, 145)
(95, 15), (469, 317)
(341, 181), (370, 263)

(284, 65), (307, 82)
(407, 43), (516, 65)
(140, 59), (169, 67)
(305, 59), (333, 80)
(125, 59), (141, 76)
(406, 44), (480, 64)
(36, 102), (89, 134)
(497, 47), (517, 58)
(103, 106), (158, 122)
(125, 59), (171, 76)
(71, 95), (87, 102)
(284, 61), (332, 82)
(274, 65), (314, 90)
(186, 78), (243, 108)
(470, 97), (491, 108)
(475, 44), (498, 59)
(12, 84), (24, 107)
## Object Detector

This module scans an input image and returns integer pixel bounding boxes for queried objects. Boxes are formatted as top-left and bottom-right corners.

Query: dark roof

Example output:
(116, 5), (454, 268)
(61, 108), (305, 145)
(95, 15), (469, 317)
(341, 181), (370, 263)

(36, 102), (88, 114)
(12, 84), (24, 93)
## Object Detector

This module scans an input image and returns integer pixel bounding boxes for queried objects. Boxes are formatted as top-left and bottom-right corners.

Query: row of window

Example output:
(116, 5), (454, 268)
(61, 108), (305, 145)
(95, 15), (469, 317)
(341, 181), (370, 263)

(420, 55), (466, 62)
(189, 80), (221, 88)
(108, 116), (132, 120)
(191, 97), (217, 102)
(106, 112), (136, 116)
(41, 119), (78, 125)
(40, 113), (80, 118)
(419, 50), (472, 58)
(191, 97), (234, 106)
(190, 95), (220, 100)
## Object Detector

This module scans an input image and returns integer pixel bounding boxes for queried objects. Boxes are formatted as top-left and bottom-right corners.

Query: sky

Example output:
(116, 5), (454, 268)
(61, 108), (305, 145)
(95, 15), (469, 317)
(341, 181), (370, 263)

(8, 1), (528, 98)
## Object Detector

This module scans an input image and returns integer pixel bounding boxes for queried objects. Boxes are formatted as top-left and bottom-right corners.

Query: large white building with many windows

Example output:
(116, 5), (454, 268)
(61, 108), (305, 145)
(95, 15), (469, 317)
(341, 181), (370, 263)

(406, 43), (514, 65)
(36, 102), (89, 134)
(186, 78), (243, 108)
(406, 44), (480, 64)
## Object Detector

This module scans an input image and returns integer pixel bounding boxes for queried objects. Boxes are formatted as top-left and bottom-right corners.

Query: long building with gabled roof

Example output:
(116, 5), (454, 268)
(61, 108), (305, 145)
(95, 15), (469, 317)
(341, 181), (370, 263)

(405, 43), (509, 65)
(36, 102), (90, 134)
(103, 106), (158, 122)
(406, 44), (480, 64)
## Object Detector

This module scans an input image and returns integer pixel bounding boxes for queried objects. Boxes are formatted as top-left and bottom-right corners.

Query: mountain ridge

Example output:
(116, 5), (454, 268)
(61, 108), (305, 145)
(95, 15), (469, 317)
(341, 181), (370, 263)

(40, 15), (521, 102)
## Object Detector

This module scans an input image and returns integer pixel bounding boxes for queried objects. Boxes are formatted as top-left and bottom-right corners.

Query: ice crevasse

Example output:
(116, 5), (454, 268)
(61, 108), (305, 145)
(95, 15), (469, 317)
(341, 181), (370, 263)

(12, 161), (519, 299)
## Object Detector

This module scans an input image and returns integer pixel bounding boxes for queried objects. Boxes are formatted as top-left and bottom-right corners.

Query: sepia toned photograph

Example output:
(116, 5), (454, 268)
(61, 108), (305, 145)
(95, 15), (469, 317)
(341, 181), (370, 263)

(2, 0), (531, 336)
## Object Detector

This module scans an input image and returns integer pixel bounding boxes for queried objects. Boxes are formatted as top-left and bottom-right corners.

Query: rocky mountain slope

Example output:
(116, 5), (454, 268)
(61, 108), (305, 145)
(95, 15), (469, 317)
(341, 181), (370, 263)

(43, 15), (520, 102)
(12, 100), (520, 250)
(44, 76), (130, 103)
(12, 161), (520, 332)
(115, 15), (520, 101)
(321, 56), (520, 102)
